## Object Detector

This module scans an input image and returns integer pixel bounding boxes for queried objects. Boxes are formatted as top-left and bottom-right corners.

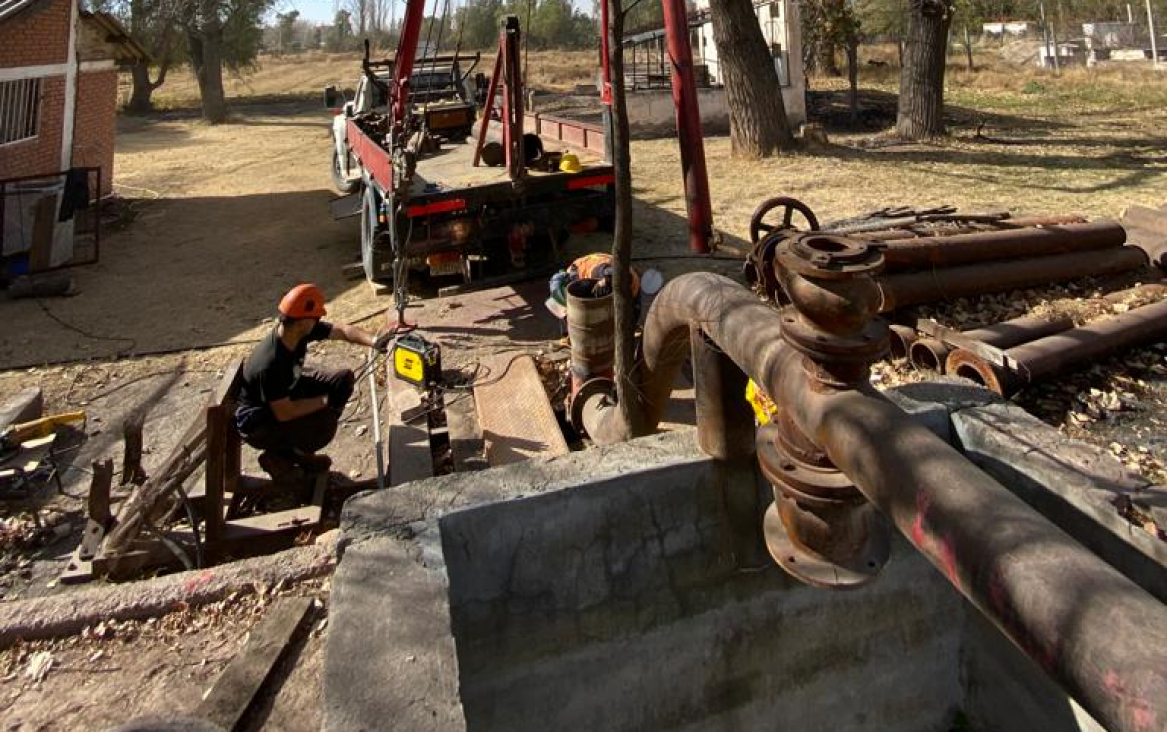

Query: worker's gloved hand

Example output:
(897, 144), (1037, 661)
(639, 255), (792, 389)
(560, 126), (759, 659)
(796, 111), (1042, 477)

(373, 331), (395, 353)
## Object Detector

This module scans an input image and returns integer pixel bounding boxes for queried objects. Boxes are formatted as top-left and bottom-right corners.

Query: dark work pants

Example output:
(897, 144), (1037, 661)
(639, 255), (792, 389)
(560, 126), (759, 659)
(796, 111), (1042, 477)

(240, 368), (355, 457)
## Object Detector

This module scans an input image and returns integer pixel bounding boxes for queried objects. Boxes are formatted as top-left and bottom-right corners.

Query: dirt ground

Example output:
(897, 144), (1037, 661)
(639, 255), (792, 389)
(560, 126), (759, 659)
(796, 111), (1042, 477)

(0, 579), (329, 731)
(1, 53), (1166, 729)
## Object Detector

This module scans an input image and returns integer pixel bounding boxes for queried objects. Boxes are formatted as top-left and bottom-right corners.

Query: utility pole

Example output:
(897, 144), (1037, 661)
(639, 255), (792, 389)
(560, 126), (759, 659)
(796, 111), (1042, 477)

(1038, 0), (1058, 72)
(1147, 0), (1160, 68)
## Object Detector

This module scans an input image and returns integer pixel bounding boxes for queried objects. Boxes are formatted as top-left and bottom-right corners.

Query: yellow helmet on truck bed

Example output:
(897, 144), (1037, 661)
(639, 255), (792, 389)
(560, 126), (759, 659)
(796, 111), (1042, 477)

(559, 153), (582, 173)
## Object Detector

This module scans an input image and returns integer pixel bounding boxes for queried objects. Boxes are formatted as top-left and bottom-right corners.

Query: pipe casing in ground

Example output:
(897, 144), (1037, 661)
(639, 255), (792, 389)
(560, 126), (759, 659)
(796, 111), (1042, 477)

(876, 247), (1149, 311)
(605, 272), (1167, 732)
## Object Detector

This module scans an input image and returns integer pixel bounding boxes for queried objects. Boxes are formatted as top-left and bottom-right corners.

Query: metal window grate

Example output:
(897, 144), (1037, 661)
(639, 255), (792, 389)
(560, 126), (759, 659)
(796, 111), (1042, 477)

(0, 78), (41, 146)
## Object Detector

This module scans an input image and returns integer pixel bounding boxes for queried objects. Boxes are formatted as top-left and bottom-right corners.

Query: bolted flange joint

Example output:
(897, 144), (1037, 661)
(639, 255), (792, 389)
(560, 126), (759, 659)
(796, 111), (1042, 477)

(773, 232), (890, 388)
(759, 231), (893, 588)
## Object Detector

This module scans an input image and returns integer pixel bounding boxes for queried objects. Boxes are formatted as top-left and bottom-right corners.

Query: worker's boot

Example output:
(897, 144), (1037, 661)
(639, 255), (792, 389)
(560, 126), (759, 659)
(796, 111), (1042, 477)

(258, 451), (301, 486)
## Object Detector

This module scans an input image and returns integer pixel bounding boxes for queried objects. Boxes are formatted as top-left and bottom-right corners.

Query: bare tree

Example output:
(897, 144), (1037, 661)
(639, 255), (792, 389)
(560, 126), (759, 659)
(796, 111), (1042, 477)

(896, 0), (954, 139)
(346, 0), (370, 35)
(606, 0), (647, 438)
(708, 0), (795, 157)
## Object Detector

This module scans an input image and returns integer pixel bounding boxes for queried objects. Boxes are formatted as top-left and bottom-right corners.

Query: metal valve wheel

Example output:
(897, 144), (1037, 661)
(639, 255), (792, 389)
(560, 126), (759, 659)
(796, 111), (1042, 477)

(748, 196), (821, 244)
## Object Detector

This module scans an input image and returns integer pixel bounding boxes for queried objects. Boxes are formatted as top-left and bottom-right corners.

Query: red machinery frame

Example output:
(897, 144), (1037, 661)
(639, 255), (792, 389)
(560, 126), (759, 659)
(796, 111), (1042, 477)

(388, 0), (715, 253)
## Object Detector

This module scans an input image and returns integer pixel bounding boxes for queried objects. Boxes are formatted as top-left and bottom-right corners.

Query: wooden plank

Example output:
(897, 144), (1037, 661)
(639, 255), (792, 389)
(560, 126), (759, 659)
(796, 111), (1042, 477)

(385, 371), (433, 486)
(28, 194), (57, 273)
(445, 392), (487, 473)
(204, 403), (227, 561)
(196, 597), (315, 732)
(473, 354), (568, 466)
(222, 506), (322, 541)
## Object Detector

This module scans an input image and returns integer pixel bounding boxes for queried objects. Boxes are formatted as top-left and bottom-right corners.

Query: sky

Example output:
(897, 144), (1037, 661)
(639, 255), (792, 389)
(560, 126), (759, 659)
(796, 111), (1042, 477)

(272, 0), (593, 24)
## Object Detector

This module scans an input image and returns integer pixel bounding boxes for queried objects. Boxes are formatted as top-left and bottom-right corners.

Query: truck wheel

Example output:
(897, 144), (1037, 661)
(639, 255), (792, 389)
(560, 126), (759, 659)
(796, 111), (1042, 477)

(360, 185), (383, 282)
(331, 147), (360, 195)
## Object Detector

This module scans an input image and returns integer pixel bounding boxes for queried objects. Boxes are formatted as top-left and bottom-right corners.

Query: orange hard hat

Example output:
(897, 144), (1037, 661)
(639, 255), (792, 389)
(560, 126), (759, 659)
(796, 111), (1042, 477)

(278, 283), (327, 319)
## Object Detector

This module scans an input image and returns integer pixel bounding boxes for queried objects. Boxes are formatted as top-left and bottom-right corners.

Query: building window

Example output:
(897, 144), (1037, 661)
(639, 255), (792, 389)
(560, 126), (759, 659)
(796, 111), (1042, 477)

(0, 78), (41, 146)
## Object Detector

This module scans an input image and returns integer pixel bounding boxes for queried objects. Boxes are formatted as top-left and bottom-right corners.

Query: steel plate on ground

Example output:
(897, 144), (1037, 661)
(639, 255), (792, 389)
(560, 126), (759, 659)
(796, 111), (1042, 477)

(474, 353), (568, 466)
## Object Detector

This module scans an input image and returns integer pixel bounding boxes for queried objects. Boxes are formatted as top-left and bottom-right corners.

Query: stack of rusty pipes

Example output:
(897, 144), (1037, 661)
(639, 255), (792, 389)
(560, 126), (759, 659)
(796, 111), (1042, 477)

(900, 314), (1075, 373)
(947, 293), (1167, 397)
(581, 231), (1167, 732)
(873, 221), (1149, 311)
(901, 283), (1167, 378)
(747, 212), (1150, 310)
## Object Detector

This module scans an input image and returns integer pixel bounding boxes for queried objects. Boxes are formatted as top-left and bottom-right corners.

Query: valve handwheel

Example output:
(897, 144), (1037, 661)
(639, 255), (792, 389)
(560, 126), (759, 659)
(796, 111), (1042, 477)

(749, 197), (821, 244)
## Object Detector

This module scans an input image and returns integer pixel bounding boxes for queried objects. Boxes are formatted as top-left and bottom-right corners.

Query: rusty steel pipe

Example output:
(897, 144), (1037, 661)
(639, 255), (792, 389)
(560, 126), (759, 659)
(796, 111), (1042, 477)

(909, 337), (951, 372)
(608, 272), (1167, 732)
(948, 297), (1167, 396)
(887, 324), (918, 360)
(858, 214), (1091, 243)
(880, 221), (1126, 271)
(908, 314), (1076, 373)
(876, 246), (1149, 311)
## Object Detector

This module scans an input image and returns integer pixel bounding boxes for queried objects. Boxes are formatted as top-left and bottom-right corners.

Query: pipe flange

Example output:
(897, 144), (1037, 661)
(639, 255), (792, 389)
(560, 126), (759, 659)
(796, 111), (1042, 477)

(780, 313), (890, 366)
(569, 377), (616, 435)
(774, 233), (884, 281)
(757, 423), (863, 506)
(764, 502), (890, 590)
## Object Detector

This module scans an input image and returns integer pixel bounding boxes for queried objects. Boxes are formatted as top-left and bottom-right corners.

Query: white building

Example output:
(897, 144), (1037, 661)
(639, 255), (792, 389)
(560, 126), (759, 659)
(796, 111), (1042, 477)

(620, 0), (806, 136)
(692, 0), (805, 127)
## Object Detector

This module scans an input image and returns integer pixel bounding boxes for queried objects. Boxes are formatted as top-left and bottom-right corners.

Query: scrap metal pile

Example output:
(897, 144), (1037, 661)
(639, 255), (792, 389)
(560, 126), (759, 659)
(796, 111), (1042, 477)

(742, 197), (1167, 398)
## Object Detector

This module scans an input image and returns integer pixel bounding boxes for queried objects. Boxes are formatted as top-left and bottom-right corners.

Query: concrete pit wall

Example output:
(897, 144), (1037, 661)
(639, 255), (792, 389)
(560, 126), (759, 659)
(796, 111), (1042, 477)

(442, 457), (963, 732)
(326, 382), (1149, 732)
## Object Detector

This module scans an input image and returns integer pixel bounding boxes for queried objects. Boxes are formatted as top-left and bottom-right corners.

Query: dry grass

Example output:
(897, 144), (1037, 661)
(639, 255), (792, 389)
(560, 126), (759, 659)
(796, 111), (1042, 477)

(147, 49), (597, 107)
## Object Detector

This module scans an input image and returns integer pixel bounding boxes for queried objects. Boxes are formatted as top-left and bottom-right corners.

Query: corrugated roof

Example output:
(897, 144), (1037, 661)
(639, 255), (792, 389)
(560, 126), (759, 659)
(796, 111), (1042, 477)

(0, 0), (49, 24)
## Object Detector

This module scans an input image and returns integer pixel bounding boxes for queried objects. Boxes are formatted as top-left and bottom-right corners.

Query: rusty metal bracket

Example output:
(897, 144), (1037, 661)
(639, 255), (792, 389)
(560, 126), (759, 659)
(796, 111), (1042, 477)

(916, 319), (1016, 370)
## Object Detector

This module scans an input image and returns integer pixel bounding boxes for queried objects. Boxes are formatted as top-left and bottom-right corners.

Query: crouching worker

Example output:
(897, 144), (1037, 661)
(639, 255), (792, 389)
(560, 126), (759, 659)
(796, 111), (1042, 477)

(235, 284), (384, 481)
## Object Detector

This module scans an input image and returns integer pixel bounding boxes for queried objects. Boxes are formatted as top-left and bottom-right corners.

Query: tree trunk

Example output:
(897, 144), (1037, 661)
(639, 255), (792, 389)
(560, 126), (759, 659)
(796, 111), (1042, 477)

(896, 0), (953, 139)
(846, 40), (859, 124)
(188, 12), (228, 124)
(814, 40), (840, 76)
(709, 0), (794, 157)
(963, 25), (974, 71)
(607, 0), (646, 439)
(127, 57), (171, 114)
(128, 64), (156, 113)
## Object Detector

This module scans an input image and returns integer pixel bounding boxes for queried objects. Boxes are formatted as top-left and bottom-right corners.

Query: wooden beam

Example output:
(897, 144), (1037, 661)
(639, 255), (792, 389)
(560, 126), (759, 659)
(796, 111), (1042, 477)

(204, 403), (227, 562)
(195, 597), (315, 731)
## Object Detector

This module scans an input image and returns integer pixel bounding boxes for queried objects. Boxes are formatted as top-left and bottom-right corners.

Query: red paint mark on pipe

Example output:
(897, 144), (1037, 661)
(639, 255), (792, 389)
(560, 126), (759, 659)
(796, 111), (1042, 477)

(911, 492), (962, 591)
(182, 570), (215, 593)
(1105, 670), (1157, 730)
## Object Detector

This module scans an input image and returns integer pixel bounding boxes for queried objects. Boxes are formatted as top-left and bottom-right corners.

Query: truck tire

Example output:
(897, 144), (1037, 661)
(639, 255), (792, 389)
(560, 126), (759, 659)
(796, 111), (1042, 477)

(359, 184), (392, 284)
(331, 147), (360, 195)
(360, 185), (383, 282)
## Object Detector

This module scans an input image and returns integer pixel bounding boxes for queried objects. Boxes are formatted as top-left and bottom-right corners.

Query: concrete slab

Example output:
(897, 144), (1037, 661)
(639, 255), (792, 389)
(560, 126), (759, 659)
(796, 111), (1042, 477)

(322, 536), (464, 732)
(952, 402), (1167, 603)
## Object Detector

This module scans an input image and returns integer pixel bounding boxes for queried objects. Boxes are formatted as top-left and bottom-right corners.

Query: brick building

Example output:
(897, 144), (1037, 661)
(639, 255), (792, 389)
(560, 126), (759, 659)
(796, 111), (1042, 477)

(0, 0), (146, 196)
